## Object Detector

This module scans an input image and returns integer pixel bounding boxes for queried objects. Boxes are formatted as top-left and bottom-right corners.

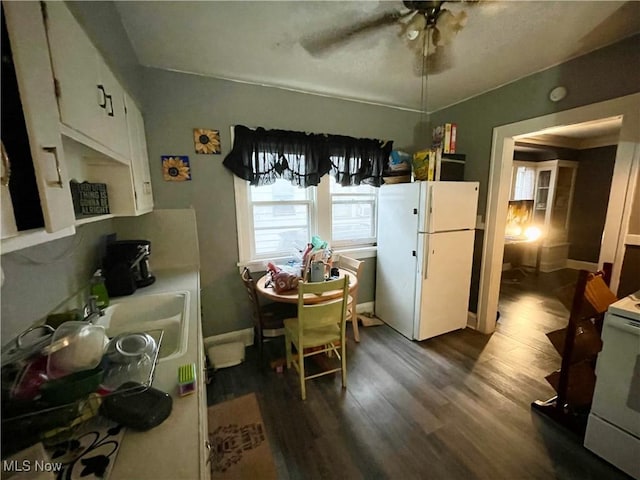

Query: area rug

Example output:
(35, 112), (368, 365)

(208, 393), (278, 479)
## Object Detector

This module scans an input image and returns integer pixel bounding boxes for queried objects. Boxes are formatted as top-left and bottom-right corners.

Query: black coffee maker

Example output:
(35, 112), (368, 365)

(103, 240), (155, 297)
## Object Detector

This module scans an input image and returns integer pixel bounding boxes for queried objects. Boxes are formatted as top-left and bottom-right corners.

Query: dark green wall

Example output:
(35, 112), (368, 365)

(569, 146), (617, 262)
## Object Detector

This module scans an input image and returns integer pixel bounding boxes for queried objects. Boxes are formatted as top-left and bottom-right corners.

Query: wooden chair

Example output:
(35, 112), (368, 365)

(338, 255), (364, 342)
(284, 277), (349, 400)
(240, 267), (296, 368)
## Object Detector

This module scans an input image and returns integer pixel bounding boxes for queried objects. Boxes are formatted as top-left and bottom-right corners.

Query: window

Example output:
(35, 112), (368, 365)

(511, 162), (536, 200)
(330, 176), (376, 246)
(228, 125), (386, 266)
(249, 179), (314, 258)
(235, 175), (378, 263)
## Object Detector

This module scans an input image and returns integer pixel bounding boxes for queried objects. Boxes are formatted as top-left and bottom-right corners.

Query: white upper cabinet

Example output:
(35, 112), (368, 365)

(44, 1), (130, 161)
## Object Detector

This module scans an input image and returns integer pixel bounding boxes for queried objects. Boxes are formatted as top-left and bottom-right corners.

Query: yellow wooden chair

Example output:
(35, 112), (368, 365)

(284, 276), (349, 400)
(338, 255), (364, 342)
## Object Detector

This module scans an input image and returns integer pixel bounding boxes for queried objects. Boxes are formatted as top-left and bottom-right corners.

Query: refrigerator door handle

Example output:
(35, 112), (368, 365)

(423, 239), (431, 280)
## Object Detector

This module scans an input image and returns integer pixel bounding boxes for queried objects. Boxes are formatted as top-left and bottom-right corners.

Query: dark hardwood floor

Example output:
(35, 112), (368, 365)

(207, 269), (629, 479)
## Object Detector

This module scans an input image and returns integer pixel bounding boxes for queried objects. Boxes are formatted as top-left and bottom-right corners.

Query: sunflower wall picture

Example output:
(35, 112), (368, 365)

(194, 128), (221, 154)
(162, 155), (191, 182)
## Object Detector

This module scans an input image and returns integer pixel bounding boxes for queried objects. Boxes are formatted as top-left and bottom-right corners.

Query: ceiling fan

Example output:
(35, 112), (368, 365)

(301, 1), (471, 75)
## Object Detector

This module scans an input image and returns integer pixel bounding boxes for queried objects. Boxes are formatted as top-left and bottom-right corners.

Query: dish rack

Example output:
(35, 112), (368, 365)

(1, 329), (164, 457)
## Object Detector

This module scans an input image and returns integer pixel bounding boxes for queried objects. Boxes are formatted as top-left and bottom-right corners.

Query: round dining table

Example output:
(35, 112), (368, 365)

(256, 268), (357, 304)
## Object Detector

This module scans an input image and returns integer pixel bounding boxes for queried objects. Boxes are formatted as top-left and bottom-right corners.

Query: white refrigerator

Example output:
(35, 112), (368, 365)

(375, 181), (479, 340)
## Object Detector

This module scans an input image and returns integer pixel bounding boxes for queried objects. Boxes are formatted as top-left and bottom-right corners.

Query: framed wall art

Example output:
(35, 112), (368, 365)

(162, 155), (192, 181)
(194, 128), (221, 154)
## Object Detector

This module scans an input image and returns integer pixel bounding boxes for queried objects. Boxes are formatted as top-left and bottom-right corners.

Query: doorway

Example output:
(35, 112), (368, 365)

(477, 93), (640, 335)
(497, 123), (620, 348)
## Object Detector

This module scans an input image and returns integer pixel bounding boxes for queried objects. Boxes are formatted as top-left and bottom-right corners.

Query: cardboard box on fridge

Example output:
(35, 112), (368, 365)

(412, 149), (436, 181)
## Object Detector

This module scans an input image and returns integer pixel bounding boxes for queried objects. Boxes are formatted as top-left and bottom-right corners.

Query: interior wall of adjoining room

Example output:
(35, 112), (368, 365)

(568, 145), (617, 262)
(507, 144), (617, 266)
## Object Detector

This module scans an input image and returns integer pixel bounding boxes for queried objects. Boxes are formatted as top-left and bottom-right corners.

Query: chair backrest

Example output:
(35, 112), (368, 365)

(297, 277), (349, 332)
(241, 267), (261, 323)
(339, 255), (363, 276)
(339, 255), (363, 297)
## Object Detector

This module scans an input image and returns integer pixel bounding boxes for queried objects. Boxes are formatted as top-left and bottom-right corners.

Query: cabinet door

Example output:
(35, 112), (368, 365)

(101, 64), (130, 159)
(4, 1), (75, 233)
(125, 94), (154, 214)
(44, 1), (105, 146)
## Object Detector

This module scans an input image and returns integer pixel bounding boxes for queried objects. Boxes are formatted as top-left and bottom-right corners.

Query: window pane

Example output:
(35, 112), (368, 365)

(253, 204), (309, 256)
(332, 200), (375, 241)
(513, 166), (535, 201)
(329, 177), (376, 194)
(251, 178), (308, 202)
(330, 175), (377, 244)
(250, 178), (312, 257)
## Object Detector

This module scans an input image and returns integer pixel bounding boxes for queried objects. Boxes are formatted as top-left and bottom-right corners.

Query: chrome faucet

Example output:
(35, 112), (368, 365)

(83, 295), (104, 323)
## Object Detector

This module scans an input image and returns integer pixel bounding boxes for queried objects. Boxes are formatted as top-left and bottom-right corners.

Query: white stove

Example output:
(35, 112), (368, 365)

(607, 291), (640, 322)
(584, 292), (640, 479)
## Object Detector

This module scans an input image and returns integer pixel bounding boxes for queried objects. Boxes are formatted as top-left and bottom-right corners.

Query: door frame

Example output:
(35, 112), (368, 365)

(477, 93), (640, 334)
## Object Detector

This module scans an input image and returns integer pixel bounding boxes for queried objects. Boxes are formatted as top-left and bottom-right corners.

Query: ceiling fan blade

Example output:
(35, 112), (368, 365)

(301, 10), (409, 56)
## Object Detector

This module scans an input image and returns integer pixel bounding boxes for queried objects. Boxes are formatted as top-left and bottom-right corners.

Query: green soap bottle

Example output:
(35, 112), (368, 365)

(90, 269), (110, 309)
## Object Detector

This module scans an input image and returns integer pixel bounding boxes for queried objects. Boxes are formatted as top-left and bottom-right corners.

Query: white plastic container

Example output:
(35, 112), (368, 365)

(207, 341), (245, 369)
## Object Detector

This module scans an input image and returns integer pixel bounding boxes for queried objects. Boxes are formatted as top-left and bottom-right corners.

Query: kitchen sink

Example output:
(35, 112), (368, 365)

(95, 291), (190, 361)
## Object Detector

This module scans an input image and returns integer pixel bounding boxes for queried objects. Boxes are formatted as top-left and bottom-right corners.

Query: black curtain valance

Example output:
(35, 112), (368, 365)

(223, 125), (392, 187)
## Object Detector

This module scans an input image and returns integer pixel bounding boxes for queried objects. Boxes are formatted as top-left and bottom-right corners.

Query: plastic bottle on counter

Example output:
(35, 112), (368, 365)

(90, 269), (110, 309)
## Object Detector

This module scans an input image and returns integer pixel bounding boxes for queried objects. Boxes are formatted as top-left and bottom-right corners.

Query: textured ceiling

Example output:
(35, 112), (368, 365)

(115, 1), (640, 112)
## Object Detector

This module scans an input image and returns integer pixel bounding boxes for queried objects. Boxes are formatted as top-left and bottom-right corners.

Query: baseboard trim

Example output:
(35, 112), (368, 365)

(204, 328), (254, 348)
(565, 259), (598, 271)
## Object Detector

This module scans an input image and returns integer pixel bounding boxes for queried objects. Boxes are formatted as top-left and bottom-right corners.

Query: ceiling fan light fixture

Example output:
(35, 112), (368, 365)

(403, 12), (427, 41)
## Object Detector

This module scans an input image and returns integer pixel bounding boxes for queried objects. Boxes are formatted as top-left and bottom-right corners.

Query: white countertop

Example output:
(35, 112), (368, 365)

(608, 291), (640, 322)
(108, 266), (209, 480)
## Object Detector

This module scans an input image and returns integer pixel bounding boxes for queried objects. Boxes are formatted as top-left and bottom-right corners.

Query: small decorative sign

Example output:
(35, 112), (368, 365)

(70, 181), (110, 218)
(194, 128), (221, 154)
(162, 155), (192, 181)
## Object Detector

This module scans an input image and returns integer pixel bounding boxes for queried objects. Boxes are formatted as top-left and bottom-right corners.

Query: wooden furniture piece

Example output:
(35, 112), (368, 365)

(532, 263), (616, 435)
(284, 277), (350, 400)
(338, 255), (364, 342)
(533, 160), (578, 271)
(255, 269), (357, 304)
(241, 267), (296, 368)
